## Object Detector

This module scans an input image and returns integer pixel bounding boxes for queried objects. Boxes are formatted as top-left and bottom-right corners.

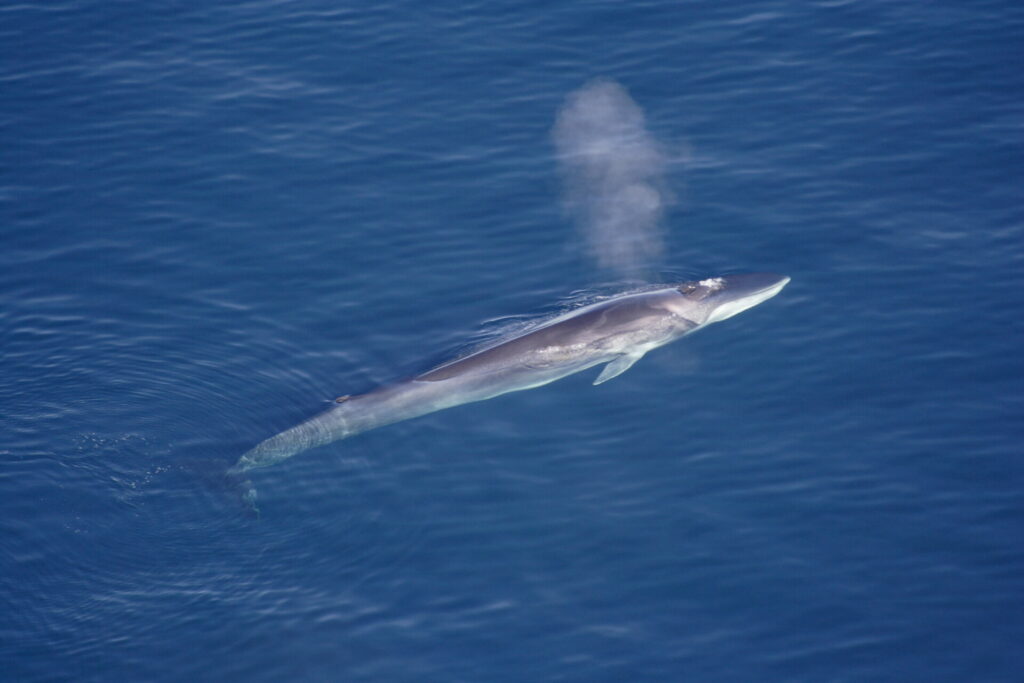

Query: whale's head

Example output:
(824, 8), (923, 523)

(672, 273), (790, 326)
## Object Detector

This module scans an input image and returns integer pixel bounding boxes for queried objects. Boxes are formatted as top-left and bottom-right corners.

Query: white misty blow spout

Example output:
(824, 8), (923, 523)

(553, 79), (671, 279)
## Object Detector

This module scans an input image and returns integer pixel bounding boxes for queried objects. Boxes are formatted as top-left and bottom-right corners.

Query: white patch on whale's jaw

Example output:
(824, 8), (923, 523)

(704, 278), (790, 325)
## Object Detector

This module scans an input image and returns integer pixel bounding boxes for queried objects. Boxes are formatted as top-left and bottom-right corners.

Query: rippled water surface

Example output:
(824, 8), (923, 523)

(3, 2), (1023, 681)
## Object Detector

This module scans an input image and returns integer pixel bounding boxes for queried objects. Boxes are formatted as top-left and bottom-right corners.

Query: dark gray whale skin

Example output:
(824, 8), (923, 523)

(232, 273), (789, 475)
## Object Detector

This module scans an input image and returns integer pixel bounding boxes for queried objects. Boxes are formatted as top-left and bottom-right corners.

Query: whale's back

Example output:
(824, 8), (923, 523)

(417, 293), (676, 382)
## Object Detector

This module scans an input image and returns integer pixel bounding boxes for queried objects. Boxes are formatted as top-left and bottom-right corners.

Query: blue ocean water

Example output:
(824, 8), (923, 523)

(3, 1), (1023, 680)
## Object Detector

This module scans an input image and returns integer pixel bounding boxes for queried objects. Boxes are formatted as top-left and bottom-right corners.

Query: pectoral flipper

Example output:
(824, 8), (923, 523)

(593, 352), (644, 385)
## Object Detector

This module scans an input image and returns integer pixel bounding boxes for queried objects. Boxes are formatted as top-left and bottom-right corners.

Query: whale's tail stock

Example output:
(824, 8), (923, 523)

(224, 465), (260, 518)
(175, 451), (261, 520)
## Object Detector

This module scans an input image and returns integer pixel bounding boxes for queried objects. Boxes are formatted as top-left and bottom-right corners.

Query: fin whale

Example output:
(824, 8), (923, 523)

(231, 273), (790, 487)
